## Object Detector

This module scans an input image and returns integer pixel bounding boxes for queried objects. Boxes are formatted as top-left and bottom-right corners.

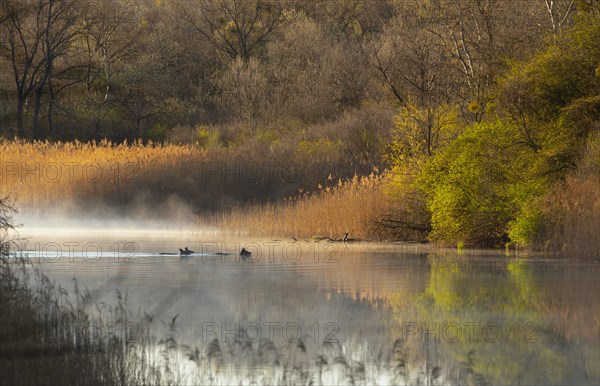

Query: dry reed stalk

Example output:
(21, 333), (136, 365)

(0, 139), (206, 209)
(202, 173), (391, 239)
(540, 174), (600, 259)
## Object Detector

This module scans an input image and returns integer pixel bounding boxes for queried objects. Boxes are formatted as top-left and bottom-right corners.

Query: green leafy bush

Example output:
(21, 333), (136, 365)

(417, 120), (545, 245)
(397, 17), (600, 247)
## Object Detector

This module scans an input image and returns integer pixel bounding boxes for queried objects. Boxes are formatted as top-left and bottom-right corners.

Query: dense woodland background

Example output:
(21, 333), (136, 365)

(1, 0), (599, 249)
(0, 0), (581, 142)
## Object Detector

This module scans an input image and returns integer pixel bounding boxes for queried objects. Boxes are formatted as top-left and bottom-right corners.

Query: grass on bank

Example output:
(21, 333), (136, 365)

(0, 139), (405, 241)
(534, 134), (600, 259)
(0, 137), (369, 216)
(201, 172), (392, 240)
(0, 139), (206, 212)
(539, 173), (600, 259)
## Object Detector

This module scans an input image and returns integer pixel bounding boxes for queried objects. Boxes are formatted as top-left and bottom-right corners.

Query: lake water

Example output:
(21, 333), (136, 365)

(15, 228), (600, 385)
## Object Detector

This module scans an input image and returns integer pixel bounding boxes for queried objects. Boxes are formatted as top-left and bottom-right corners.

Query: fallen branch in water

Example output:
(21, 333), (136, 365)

(376, 218), (432, 233)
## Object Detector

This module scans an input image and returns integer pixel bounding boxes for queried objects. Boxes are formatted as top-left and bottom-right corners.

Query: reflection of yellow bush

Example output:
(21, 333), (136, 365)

(424, 254), (464, 311)
(413, 255), (589, 384)
(507, 259), (539, 305)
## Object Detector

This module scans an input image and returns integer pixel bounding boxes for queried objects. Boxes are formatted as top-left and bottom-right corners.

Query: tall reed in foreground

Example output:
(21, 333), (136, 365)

(0, 257), (172, 385)
(202, 173), (391, 239)
(0, 198), (168, 385)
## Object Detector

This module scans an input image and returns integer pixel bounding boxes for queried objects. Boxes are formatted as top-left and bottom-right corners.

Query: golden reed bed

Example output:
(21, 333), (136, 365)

(0, 140), (388, 239)
(203, 173), (391, 239)
(0, 139), (206, 209)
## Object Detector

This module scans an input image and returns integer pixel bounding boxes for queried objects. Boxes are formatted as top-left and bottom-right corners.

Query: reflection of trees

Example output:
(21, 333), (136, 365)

(384, 253), (600, 385)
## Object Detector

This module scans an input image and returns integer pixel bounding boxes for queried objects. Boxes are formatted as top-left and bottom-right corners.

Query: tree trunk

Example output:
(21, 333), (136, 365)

(47, 78), (55, 134)
(16, 92), (25, 136)
(33, 88), (43, 140)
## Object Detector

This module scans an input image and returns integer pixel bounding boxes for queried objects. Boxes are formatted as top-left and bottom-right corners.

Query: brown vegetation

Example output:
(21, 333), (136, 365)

(0, 139), (206, 214)
(0, 130), (391, 222)
(539, 174), (600, 259)
(536, 133), (600, 258)
(202, 172), (391, 239)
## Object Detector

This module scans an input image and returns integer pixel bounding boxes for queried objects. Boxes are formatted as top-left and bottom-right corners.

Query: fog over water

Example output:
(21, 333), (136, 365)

(10, 217), (600, 385)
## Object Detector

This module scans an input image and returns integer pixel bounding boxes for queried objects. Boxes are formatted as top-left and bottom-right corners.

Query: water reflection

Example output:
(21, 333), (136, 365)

(18, 234), (600, 385)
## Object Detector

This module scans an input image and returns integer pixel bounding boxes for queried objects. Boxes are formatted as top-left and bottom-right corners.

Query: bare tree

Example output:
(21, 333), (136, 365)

(1, 0), (43, 136)
(179, 0), (286, 62)
(266, 11), (364, 123)
(0, 0), (80, 139)
(219, 56), (268, 127)
(304, 0), (396, 42)
(544, 0), (575, 42)
(369, 5), (453, 110)
(439, 0), (551, 123)
(80, 0), (141, 104)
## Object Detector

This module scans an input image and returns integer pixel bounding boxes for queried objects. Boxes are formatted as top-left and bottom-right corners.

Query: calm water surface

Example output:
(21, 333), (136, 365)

(17, 228), (600, 385)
